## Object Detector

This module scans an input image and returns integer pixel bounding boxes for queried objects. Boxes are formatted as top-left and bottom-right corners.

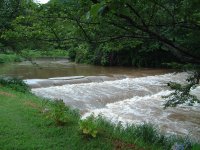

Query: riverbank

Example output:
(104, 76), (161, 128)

(1, 85), (199, 149)
(0, 50), (68, 64)
(0, 54), (23, 63)
(20, 49), (69, 59)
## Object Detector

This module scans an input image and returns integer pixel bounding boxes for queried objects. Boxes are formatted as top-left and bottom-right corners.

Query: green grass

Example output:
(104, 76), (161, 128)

(0, 87), (113, 150)
(0, 54), (23, 64)
(0, 86), (199, 150)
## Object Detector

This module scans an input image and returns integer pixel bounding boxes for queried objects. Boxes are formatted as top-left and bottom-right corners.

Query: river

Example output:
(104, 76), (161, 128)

(0, 59), (199, 142)
(0, 58), (173, 78)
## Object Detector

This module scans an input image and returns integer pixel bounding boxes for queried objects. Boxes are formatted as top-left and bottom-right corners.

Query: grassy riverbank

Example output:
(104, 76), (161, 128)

(20, 49), (69, 59)
(0, 54), (23, 63)
(0, 49), (69, 64)
(0, 85), (200, 149)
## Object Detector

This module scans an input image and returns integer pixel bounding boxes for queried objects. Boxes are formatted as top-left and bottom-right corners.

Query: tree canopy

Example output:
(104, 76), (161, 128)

(0, 0), (200, 66)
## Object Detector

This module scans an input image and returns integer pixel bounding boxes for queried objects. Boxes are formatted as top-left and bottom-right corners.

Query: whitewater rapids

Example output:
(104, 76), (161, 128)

(32, 72), (200, 142)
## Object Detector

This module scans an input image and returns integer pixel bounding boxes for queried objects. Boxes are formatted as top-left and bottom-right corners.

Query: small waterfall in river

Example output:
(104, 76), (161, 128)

(32, 72), (200, 142)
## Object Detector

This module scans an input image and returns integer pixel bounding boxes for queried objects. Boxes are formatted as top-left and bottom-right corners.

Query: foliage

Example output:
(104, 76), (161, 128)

(163, 81), (200, 108)
(73, 44), (93, 64)
(79, 114), (99, 138)
(95, 118), (164, 145)
(1, 0), (200, 67)
(0, 54), (23, 63)
(80, 115), (195, 149)
(163, 63), (200, 108)
(0, 76), (30, 93)
(20, 49), (69, 59)
(44, 99), (79, 126)
(63, 0), (200, 66)
(0, 0), (36, 52)
(132, 123), (160, 143)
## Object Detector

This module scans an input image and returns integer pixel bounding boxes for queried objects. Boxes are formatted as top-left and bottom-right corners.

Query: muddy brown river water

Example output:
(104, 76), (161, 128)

(1, 59), (199, 142)
(0, 59), (173, 78)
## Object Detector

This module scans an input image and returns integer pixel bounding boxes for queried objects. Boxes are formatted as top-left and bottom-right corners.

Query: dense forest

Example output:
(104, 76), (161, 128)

(0, 0), (200, 67)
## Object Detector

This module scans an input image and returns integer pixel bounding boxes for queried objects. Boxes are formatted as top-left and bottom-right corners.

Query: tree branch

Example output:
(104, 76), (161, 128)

(116, 13), (200, 64)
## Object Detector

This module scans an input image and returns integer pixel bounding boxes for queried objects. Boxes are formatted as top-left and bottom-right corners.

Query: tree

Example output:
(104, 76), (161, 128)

(0, 0), (29, 51)
(86, 0), (200, 64)
(1, 0), (200, 67)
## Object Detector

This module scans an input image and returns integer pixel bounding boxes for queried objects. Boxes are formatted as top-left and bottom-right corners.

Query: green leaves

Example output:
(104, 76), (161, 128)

(0, 76), (29, 93)
(163, 71), (200, 108)
(88, 2), (107, 19)
(90, 3), (102, 18)
(1, 0), (200, 67)
(88, 0), (114, 19)
(44, 100), (80, 126)
(79, 115), (99, 138)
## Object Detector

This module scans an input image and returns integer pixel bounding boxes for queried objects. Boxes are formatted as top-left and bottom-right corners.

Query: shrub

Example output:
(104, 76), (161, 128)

(0, 77), (30, 93)
(44, 100), (79, 126)
(20, 49), (41, 58)
(0, 54), (23, 63)
(68, 48), (76, 61)
(79, 115), (100, 138)
(20, 49), (69, 59)
(73, 44), (93, 64)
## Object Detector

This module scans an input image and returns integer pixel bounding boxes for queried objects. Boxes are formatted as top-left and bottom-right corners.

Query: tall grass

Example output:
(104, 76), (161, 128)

(83, 115), (195, 150)
(0, 54), (23, 63)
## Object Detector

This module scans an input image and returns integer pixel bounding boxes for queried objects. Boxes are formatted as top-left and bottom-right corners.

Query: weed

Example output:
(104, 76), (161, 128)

(44, 99), (79, 126)
(79, 114), (100, 138)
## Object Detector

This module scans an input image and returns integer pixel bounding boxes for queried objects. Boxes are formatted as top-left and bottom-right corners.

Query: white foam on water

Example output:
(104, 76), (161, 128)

(32, 72), (188, 108)
(83, 90), (200, 138)
(191, 86), (200, 100)
(32, 72), (200, 141)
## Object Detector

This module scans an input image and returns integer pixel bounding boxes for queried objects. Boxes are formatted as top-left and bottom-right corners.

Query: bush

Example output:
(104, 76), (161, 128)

(40, 49), (68, 57)
(79, 115), (100, 138)
(0, 77), (30, 93)
(20, 49), (69, 59)
(20, 49), (41, 58)
(68, 44), (93, 64)
(68, 48), (76, 61)
(44, 100), (79, 126)
(0, 54), (23, 63)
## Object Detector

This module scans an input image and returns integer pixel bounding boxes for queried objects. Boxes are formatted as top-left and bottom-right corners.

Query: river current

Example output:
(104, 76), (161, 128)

(31, 72), (200, 142)
(1, 59), (199, 142)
